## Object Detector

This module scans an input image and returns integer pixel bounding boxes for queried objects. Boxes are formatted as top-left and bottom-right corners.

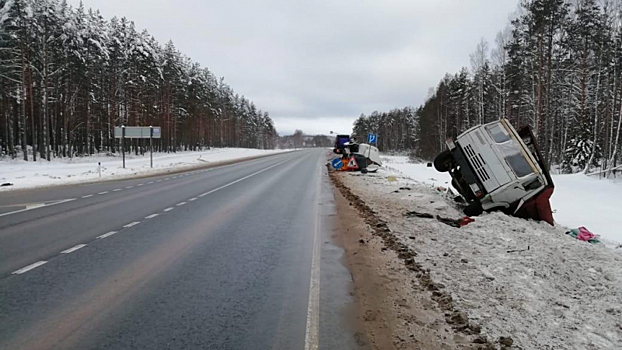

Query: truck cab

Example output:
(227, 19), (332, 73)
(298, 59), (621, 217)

(435, 119), (554, 224)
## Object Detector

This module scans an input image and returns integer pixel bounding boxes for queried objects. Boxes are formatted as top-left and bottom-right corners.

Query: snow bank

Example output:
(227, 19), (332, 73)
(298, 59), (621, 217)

(0, 148), (291, 191)
(381, 155), (622, 244)
(338, 168), (622, 349)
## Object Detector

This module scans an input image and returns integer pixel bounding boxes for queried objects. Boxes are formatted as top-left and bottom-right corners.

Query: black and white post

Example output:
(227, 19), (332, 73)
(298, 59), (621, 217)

(121, 125), (126, 169)
(150, 126), (154, 168)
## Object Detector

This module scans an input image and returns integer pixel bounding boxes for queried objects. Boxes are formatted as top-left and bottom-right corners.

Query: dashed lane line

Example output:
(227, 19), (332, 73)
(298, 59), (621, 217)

(97, 231), (117, 239)
(12, 261), (48, 275)
(113, 188), (122, 192)
(61, 244), (87, 254)
(81, 194), (94, 198)
(126, 186), (134, 189)
(8, 156), (295, 276)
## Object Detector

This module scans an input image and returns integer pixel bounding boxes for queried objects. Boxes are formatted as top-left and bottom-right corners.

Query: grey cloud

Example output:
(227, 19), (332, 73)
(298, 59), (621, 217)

(69, 0), (518, 135)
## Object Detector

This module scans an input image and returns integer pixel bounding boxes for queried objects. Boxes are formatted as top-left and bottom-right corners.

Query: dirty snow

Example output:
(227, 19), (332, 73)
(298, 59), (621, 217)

(381, 155), (622, 244)
(339, 168), (622, 350)
(0, 148), (291, 191)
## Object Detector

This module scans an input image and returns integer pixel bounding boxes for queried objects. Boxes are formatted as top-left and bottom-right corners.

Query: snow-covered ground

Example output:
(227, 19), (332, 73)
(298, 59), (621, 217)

(381, 155), (622, 244)
(338, 164), (622, 349)
(0, 148), (291, 191)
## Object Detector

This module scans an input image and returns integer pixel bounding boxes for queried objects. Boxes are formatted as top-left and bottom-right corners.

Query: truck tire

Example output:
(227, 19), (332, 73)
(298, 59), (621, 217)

(433, 150), (452, 172)
(464, 201), (483, 217)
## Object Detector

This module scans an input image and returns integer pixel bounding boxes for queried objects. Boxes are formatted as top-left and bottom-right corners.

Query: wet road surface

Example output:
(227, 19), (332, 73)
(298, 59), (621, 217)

(0, 149), (368, 350)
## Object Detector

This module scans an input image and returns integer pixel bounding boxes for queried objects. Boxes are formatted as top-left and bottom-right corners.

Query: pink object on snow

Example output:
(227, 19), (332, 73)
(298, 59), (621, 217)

(577, 226), (597, 242)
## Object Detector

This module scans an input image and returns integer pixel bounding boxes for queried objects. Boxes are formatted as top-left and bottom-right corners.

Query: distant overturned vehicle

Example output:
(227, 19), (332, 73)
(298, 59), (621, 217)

(331, 135), (381, 173)
(434, 119), (554, 225)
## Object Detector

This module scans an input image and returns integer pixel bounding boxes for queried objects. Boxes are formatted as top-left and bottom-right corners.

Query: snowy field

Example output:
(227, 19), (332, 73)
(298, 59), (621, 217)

(338, 164), (622, 349)
(0, 148), (291, 191)
(381, 155), (622, 244)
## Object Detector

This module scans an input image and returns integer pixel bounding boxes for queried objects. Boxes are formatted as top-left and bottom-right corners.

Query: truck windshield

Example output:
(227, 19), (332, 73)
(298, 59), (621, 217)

(486, 123), (511, 143)
(486, 123), (533, 178)
(496, 141), (533, 178)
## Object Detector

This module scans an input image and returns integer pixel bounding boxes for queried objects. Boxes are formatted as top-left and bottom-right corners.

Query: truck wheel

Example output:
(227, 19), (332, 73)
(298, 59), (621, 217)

(464, 201), (483, 217)
(433, 150), (452, 172)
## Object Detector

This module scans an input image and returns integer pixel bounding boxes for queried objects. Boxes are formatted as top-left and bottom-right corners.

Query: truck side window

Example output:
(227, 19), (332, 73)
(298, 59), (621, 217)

(486, 124), (511, 143)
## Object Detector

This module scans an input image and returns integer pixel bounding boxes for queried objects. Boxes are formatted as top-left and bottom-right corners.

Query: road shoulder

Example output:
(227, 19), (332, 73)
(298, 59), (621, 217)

(330, 171), (484, 350)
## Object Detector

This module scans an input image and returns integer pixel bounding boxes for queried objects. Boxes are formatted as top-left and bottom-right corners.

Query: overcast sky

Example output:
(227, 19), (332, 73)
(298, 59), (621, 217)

(68, 0), (518, 136)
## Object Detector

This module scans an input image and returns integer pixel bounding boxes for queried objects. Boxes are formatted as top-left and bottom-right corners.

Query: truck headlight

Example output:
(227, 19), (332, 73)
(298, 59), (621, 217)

(446, 138), (456, 150)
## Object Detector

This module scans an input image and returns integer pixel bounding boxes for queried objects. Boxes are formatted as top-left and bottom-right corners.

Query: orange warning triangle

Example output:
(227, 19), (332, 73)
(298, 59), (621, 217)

(347, 156), (359, 169)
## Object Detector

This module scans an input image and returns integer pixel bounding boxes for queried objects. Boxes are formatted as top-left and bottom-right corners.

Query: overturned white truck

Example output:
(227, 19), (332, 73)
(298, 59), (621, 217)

(433, 119), (555, 225)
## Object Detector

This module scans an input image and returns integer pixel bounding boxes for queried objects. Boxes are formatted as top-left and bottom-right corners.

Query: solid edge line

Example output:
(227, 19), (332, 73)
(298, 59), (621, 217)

(304, 164), (322, 350)
(0, 198), (77, 218)
(61, 244), (87, 254)
(12, 261), (48, 274)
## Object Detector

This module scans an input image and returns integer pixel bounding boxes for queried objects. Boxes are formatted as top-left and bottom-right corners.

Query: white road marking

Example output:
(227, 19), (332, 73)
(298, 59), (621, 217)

(98, 191), (109, 195)
(113, 188), (122, 192)
(81, 194), (94, 198)
(195, 159), (289, 199)
(163, 207), (174, 212)
(148, 181), (154, 184)
(164, 178), (170, 181)
(123, 221), (140, 228)
(126, 186), (134, 189)
(0, 198), (76, 218)
(188, 197), (197, 201)
(137, 184), (144, 187)
(304, 165), (322, 350)
(145, 213), (159, 219)
(61, 244), (87, 254)
(176, 202), (187, 206)
(97, 231), (117, 239)
(172, 176), (177, 179)
(12, 261), (48, 275)
(156, 180), (162, 183)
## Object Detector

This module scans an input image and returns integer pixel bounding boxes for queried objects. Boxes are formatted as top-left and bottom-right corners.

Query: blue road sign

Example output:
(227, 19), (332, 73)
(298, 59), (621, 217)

(331, 158), (343, 170)
(368, 133), (377, 144)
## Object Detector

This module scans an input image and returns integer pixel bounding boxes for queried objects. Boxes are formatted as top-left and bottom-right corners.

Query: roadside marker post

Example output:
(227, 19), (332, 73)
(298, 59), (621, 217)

(122, 126), (126, 169)
(150, 126), (153, 168)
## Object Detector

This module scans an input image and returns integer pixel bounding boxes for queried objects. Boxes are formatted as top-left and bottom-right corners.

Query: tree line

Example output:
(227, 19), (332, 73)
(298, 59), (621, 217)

(354, 0), (622, 176)
(0, 0), (277, 161)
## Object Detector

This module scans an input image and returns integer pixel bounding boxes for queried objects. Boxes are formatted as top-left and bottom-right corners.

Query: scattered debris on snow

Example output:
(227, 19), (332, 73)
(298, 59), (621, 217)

(382, 155), (622, 244)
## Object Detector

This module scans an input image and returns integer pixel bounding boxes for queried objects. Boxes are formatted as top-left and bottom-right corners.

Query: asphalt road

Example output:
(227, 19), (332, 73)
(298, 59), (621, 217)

(0, 149), (367, 350)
